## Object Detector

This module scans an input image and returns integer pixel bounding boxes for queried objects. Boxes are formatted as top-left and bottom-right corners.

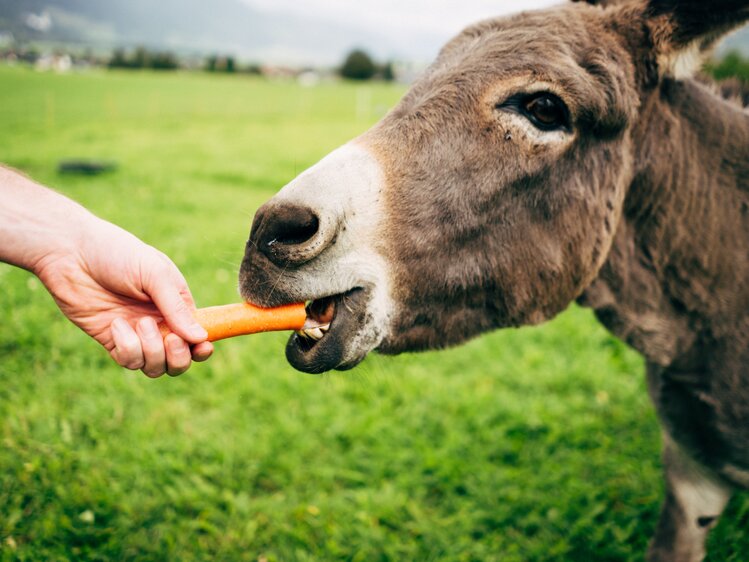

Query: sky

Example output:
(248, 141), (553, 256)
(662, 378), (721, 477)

(245, 1), (559, 36)
(243, 0), (560, 62)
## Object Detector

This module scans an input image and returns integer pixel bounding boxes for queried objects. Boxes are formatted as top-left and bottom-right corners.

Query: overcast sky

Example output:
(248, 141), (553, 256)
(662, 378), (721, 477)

(243, 0), (560, 60)
(245, 1), (559, 35)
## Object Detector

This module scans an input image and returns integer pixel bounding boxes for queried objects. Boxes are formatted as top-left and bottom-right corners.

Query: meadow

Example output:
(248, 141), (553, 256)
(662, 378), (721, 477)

(0, 65), (747, 561)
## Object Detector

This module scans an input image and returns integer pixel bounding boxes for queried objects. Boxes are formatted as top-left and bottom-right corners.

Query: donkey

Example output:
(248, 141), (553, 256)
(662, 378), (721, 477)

(240, 0), (749, 559)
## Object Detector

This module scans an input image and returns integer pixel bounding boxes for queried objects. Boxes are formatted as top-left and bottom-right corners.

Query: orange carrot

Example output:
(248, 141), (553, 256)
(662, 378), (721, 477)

(159, 302), (307, 342)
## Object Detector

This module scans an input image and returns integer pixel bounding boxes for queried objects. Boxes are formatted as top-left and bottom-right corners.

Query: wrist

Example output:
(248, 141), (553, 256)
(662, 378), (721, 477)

(31, 211), (101, 277)
(0, 167), (97, 274)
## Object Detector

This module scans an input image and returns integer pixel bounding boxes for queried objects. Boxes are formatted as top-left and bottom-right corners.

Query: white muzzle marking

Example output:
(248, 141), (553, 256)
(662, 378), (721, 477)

(272, 142), (395, 362)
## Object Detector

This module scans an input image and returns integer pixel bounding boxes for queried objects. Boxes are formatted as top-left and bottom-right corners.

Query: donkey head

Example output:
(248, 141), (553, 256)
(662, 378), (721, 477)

(240, 0), (749, 373)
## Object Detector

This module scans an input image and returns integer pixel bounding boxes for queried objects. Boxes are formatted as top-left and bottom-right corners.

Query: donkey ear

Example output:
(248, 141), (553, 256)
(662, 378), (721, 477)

(645, 0), (749, 78)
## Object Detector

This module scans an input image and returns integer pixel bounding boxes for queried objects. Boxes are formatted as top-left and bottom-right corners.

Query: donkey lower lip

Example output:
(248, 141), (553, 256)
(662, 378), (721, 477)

(286, 288), (368, 374)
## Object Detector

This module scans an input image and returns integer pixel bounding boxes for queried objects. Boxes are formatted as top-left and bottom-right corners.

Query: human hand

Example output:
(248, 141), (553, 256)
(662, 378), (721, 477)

(34, 217), (213, 377)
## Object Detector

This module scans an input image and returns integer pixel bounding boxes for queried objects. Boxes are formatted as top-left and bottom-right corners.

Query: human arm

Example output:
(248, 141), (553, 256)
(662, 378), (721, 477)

(0, 166), (213, 377)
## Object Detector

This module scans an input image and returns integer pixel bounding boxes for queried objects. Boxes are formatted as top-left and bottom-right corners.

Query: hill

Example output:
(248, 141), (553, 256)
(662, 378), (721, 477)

(0, 0), (442, 64)
(3, 1), (748, 65)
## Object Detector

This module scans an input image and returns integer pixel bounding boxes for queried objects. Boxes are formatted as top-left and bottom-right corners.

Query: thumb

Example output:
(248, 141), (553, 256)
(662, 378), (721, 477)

(144, 260), (207, 344)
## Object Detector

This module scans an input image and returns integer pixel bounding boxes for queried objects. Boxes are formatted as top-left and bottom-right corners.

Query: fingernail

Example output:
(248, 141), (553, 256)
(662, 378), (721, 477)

(190, 324), (208, 340)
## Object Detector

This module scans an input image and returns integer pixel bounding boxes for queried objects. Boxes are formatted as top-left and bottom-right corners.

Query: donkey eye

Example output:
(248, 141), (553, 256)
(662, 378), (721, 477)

(521, 93), (570, 132)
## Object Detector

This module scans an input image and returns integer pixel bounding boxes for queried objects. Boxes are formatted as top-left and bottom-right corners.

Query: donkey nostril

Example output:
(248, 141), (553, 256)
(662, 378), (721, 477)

(268, 213), (319, 247)
(250, 203), (324, 267)
(248, 201), (337, 268)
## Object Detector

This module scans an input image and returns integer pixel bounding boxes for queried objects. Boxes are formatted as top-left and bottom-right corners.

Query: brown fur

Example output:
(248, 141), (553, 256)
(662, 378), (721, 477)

(241, 1), (749, 558)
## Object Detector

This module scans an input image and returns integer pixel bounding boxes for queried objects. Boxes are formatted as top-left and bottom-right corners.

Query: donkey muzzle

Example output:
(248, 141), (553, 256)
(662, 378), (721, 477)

(248, 202), (339, 269)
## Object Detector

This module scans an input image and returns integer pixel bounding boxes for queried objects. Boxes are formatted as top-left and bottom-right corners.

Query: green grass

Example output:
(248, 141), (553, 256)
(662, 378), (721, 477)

(0, 65), (747, 561)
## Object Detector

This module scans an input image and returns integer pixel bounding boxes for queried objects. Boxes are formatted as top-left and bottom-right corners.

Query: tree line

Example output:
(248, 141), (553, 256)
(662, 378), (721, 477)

(108, 47), (179, 70)
(39, 45), (749, 86)
(105, 46), (394, 80)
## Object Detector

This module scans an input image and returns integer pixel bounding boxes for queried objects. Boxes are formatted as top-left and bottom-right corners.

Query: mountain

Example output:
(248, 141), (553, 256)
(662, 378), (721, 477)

(0, 0), (445, 65)
(4, 1), (747, 66)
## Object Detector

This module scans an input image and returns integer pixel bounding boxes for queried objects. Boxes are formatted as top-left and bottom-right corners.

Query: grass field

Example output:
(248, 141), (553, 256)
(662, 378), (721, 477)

(0, 65), (747, 561)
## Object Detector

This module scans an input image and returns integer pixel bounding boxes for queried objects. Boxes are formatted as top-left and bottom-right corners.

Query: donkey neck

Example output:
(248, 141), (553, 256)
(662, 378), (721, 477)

(581, 78), (749, 367)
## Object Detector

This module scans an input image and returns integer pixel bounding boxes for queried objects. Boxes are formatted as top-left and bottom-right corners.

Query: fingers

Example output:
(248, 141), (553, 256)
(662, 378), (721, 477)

(191, 341), (214, 362)
(110, 318), (145, 371)
(164, 333), (192, 377)
(111, 318), (212, 378)
(135, 317), (166, 378)
(143, 259), (207, 344)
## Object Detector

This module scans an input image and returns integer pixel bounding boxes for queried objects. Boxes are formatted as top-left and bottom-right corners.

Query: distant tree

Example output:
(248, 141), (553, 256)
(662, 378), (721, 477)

(132, 46), (149, 69)
(340, 49), (376, 81)
(20, 47), (41, 64)
(707, 50), (749, 82)
(109, 47), (179, 71)
(109, 48), (129, 69)
(150, 51), (178, 70)
(245, 63), (262, 75)
(380, 61), (395, 82)
(205, 55), (237, 73)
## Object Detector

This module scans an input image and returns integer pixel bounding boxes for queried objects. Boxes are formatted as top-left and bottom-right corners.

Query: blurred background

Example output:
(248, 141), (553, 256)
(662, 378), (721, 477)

(1, 1), (748, 561)
(2, 0), (748, 78)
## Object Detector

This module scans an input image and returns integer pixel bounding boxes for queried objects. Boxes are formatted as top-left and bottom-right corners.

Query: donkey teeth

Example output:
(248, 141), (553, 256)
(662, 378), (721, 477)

(307, 327), (325, 340)
(296, 324), (331, 341)
(302, 318), (331, 330)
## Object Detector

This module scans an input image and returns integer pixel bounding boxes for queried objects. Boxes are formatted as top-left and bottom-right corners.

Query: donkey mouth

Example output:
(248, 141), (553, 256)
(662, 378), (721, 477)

(286, 288), (369, 373)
